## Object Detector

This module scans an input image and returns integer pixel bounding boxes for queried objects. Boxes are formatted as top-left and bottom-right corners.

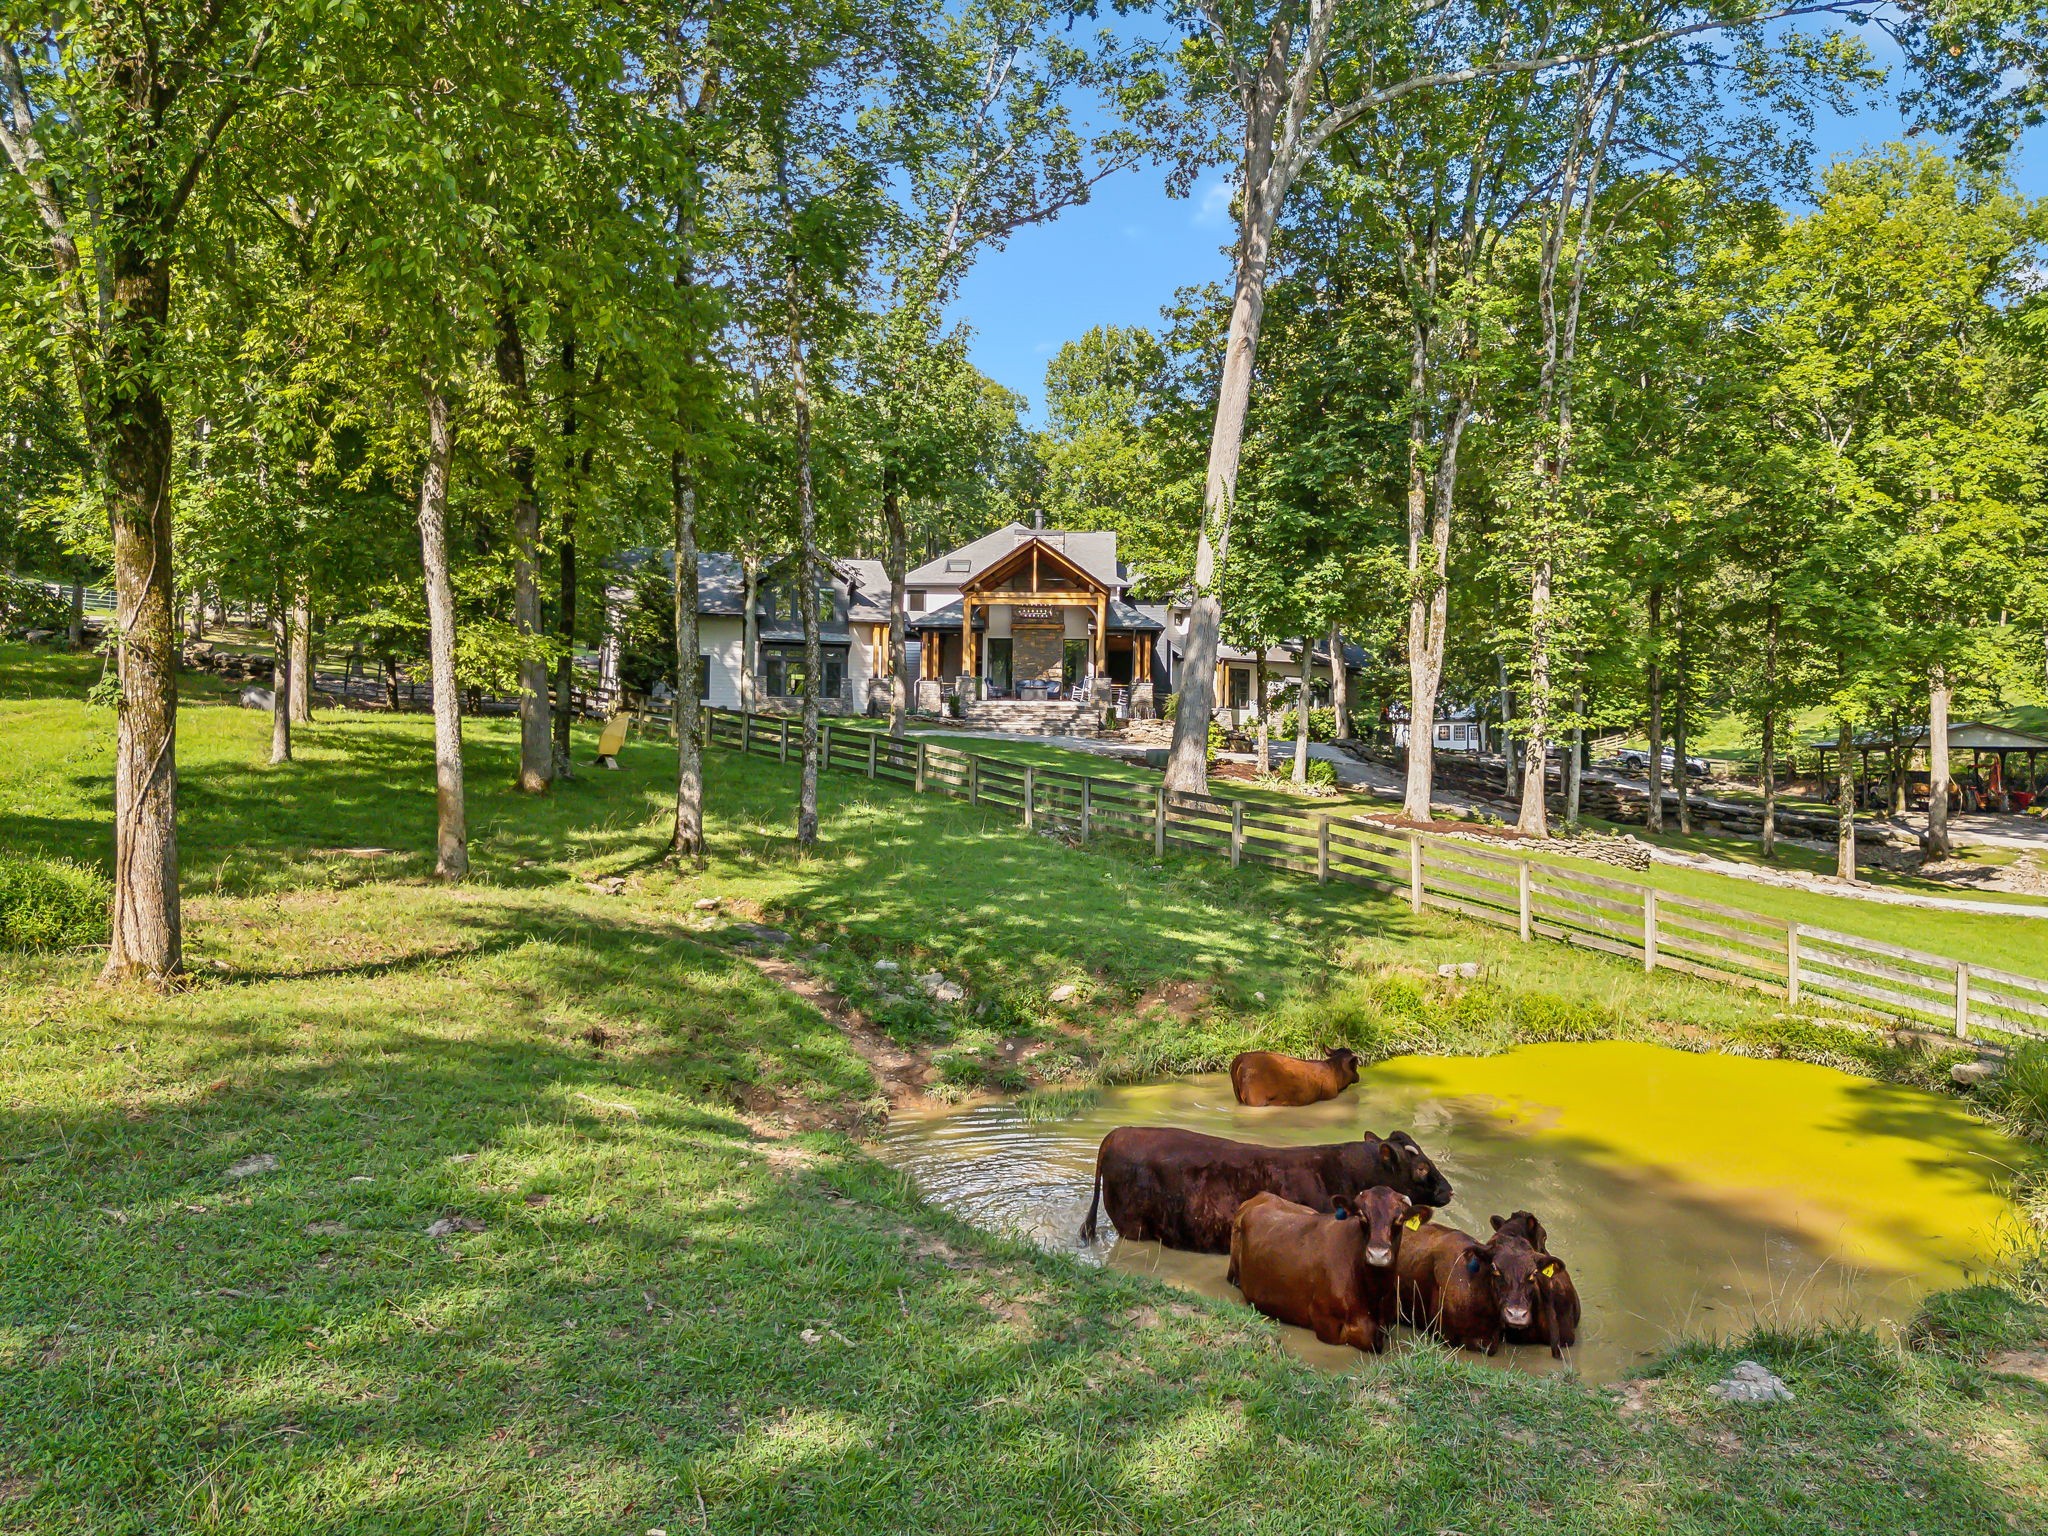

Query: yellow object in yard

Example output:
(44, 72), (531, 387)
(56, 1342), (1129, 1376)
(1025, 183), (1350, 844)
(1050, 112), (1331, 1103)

(594, 713), (630, 768)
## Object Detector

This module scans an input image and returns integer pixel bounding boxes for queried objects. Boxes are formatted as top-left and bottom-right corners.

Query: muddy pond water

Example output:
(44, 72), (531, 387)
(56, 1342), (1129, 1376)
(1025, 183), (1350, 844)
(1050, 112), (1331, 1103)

(875, 1041), (2030, 1381)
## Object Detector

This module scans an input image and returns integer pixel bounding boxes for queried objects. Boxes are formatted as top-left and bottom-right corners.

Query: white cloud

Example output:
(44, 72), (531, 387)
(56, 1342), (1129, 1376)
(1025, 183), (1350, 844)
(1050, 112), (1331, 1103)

(1193, 176), (1236, 229)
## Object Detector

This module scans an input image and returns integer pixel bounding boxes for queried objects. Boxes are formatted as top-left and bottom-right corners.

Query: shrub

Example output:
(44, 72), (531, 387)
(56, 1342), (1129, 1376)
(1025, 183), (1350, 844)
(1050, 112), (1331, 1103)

(1275, 706), (1338, 743)
(1206, 719), (1227, 763)
(1995, 1041), (2048, 1129)
(0, 854), (111, 950)
(1302, 758), (1338, 789)
(2, 577), (72, 637)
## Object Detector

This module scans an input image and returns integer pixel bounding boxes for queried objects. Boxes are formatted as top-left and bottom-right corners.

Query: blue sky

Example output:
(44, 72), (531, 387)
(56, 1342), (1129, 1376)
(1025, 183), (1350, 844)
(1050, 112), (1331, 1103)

(947, 67), (2048, 422)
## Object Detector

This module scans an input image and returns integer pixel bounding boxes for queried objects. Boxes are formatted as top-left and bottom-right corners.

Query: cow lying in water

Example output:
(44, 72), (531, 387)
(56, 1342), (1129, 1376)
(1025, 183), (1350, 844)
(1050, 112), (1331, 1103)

(1078, 1126), (1455, 1253)
(1490, 1211), (1579, 1357)
(1229, 1047), (1361, 1107)
(1394, 1216), (1552, 1355)
(1228, 1187), (1431, 1353)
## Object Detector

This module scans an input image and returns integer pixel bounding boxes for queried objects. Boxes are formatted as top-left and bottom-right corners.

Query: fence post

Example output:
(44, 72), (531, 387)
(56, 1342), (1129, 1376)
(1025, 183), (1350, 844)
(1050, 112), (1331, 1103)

(1787, 924), (1802, 1007)
(1317, 818), (1330, 885)
(780, 718), (790, 763)
(1082, 778), (1094, 840)
(740, 712), (751, 755)
(1023, 765), (1036, 830)
(1955, 962), (1972, 1039)
(1408, 839), (1423, 914)
(969, 755), (980, 805)
(916, 739), (928, 794)
(1517, 861), (1532, 943)
(1643, 889), (1659, 973)
(1229, 801), (1243, 867)
(866, 730), (878, 779)
(822, 720), (833, 768)
(1154, 785), (1167, 856)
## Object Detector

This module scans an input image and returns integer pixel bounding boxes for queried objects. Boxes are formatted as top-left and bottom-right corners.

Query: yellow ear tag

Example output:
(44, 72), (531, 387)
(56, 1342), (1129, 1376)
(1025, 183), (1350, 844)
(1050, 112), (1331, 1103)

(1403, 1214), (1424, 1230)
(1541, 1263), (1557, 1278)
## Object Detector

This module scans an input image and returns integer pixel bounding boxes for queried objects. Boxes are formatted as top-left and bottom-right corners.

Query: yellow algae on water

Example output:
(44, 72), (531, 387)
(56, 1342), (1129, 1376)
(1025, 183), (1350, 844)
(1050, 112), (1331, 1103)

(879, 1040), (2031, 1381)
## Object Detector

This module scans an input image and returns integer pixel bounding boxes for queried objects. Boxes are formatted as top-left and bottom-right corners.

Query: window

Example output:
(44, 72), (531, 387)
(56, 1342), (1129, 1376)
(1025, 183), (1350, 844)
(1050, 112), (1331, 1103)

(1436, 724), (1450, 742)
(761, 643), (845, 700)
(908, 590), (926, 613)
(1226, 668), (1252, 710)
(699, 657), (712, 701)
(945, 558), (970, 573)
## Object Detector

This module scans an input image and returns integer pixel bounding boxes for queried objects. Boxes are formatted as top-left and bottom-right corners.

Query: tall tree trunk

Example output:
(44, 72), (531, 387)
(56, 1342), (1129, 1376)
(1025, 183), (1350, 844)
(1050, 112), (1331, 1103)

(553, 332), (590, 780)
(1672, 597), (1692, 834)
(416, 384), (467, 880)
(288, 583), (311, 723)
(100, 252), (181, 983)
(1565, 688), (1584, 831)
(786, 256), (825, 849)
(68, 576), (85, 649)
(495, 306), (553, 795)
(1293, 638), (1313, 785)
(671, 452), (703, 859)
(884, 463), (910, 736)
(186, 587), (205, 642)
(1402, 389), (1472, 823)
(1517, 569), (1552, 835)
(1255, 651), (1269, 772)
(270, 602), (291, 765)
(1645, 584), (1664, 835)
(1328, 625), (1349, 740)
(1496, 652), (1517, 795)
(1924, 666), (1952, 855)
(1760, 599), (1780, 858)
(740, 559), (759, 714)
(1834, 718), (1857, 880)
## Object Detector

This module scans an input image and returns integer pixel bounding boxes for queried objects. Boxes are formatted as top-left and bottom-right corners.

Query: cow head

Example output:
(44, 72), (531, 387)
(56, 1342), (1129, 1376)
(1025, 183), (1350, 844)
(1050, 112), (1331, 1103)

(1490, 1210), (1549, 1252)
(1349, 1185), (1429, 1269)
(1324, 1047), (1361, 1088)
(1375, 1131), (1455, 1207)
(1470, 1234), (1542, 1332)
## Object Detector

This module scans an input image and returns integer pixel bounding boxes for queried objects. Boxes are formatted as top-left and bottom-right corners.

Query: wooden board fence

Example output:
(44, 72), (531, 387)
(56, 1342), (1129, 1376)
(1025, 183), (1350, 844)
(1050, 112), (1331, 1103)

(690, 707), (2048, 1047)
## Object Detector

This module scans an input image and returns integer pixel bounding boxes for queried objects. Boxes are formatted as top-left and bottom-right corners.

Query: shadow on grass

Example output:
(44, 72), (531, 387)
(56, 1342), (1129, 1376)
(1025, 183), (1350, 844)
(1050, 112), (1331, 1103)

(1, 715), (2044, 1531)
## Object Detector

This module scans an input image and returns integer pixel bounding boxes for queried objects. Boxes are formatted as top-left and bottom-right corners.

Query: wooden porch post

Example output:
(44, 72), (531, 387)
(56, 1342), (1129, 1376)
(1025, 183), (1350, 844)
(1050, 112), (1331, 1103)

(1094, 591), (1107, 680)
(963, 596), (977, 684)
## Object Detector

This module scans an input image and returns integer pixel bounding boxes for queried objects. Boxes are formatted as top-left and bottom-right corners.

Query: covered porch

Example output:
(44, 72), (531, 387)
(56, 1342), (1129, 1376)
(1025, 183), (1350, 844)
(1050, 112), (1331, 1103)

(909, 538), (1160, 700)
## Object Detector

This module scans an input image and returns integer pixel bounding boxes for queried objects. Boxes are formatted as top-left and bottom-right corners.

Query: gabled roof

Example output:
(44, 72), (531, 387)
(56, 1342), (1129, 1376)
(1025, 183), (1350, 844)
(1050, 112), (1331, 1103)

(1806, 721), (2048, 753)
(906, 523), (1125, 590)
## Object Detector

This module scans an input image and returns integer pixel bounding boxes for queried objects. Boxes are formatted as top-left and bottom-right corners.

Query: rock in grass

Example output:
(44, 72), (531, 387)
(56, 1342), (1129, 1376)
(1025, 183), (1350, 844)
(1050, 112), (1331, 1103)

(425, 1214), (485, 1238)
(874, 959), (900, 973)
(224, 1153), (279, 1179)
(1048, 982), (1077, 1004)
(693, 898), (719, 910)
(1708, 1360), (1793, 1404)
(1951, 1059), (2003, 1087)
(732, 922), (792, 946)
(919, 973), (964, 1004)
(1436, 962), (1482, 980)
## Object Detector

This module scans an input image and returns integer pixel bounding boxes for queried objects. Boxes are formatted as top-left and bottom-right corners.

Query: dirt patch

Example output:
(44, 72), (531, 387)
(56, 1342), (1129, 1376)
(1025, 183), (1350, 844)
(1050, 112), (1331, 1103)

(750, 955), (930, 1099)
(1984, 1348), (2048, 1383)
(1136, 978), (1209, 1024)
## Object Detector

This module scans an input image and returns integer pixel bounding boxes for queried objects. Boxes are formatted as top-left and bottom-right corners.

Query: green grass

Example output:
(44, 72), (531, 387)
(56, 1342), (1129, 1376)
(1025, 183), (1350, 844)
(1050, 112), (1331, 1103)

(4, 642), (2048, 1533)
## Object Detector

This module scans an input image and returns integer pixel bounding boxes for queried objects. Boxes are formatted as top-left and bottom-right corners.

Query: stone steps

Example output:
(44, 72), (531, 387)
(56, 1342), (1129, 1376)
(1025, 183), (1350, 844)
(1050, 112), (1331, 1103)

(962, 701), (1103, 737)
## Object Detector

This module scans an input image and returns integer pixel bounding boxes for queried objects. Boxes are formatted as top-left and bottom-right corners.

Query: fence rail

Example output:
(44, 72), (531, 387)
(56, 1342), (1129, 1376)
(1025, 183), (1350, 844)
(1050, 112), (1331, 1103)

(682, 706), (2048, 1048)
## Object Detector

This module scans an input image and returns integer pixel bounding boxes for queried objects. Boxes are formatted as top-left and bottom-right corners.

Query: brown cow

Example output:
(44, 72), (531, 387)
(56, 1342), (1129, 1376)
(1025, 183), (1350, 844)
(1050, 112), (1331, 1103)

(1227, 1187), (1432, 1352)
(1394, 1218), (1546, 1355)
(1491, 1212), (1579, 1358)
(1229, 1047), (1362, 1107)
(1078, 1126), (1455, 1253)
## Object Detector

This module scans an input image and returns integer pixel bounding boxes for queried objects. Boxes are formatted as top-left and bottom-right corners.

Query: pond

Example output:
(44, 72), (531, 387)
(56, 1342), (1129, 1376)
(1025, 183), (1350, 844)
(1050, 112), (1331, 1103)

(875, 1041), (2031, 1381)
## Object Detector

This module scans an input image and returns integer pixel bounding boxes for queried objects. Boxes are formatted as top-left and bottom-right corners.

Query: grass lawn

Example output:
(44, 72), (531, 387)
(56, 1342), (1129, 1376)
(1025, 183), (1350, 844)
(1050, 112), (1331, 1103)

(854, 722), (2048, 981)
(5, 643), (2048, 1534)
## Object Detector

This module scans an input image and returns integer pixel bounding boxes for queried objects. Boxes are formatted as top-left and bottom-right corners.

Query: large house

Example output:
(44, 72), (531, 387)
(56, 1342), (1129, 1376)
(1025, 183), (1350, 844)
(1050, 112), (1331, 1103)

(605, 524), (1172, 723)
(602, 523), (1371, 729)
